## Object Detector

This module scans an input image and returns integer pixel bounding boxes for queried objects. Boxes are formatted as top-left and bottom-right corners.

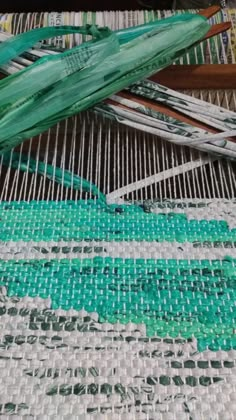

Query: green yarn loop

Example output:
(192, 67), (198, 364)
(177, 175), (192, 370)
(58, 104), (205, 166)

(1, 152), (106, 203)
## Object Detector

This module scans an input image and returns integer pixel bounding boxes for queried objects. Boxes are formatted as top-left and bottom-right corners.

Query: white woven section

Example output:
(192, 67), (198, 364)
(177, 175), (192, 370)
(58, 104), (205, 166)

(0, 240), (235, 260)
(0, 289), (235, 419)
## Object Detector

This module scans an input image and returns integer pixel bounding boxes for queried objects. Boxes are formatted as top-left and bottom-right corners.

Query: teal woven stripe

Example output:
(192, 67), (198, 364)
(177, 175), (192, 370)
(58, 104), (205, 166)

(0, 257), (235, 352)
(0, 201), (235, 243)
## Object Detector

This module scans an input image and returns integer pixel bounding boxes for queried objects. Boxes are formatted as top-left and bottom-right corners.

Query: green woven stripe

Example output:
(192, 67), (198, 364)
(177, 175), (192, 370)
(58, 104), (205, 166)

(0, 201), (235, 243)
(0, 257), (235, 352)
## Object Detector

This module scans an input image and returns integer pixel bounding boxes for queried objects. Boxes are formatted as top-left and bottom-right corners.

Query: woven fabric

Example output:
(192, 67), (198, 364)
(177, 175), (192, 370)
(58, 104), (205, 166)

(0, 199), (235, 418)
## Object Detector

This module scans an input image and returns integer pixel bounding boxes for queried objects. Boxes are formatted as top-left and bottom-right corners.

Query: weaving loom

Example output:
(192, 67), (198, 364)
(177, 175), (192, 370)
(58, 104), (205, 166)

(0, 7), (235, 419)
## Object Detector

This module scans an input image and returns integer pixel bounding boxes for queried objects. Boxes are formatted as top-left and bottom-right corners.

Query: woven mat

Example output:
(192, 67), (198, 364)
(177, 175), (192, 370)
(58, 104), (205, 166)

(0, 199), (235, 419)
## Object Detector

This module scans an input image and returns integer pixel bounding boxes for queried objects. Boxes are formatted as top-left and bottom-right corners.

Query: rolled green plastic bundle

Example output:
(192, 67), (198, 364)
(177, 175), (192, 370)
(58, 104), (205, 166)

(0, 14), (210, 152)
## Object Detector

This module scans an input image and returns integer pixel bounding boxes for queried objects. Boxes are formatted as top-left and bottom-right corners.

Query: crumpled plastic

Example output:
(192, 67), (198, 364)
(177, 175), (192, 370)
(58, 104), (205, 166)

(0, 14), (210, 152)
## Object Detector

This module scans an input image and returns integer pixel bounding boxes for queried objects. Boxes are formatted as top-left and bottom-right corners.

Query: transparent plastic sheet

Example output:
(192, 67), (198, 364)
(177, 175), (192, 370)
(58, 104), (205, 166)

(0, 14), (210, 151)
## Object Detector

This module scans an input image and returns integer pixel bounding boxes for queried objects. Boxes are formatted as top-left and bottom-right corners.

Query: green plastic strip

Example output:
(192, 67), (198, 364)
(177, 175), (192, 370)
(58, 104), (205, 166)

(0, 256), (235, 351)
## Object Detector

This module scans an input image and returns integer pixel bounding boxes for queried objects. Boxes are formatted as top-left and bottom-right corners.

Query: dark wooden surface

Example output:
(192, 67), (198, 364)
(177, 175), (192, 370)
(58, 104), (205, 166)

(0, 1), (170, 13)
(153, 65), (236, 90)
(0, 65), (235, 89)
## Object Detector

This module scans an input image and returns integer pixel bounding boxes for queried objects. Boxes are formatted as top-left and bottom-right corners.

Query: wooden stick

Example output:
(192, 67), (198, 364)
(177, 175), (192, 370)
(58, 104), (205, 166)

(150, 64), (236, 90)
(203, 22), (231, 42)
(199, 5), (221, 19)
(110, 91), (236, 144)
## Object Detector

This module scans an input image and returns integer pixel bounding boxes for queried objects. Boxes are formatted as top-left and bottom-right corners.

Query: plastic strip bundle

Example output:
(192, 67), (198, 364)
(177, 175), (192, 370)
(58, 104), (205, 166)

(0, 8), (235, 420)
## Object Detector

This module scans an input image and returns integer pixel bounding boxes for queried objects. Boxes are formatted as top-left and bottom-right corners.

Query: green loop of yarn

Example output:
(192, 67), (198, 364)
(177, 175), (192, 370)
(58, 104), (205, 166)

(1, 151), (107, 204)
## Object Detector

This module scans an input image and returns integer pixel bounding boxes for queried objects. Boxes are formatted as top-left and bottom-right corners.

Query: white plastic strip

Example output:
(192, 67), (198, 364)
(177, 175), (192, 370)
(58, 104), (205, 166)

(106, 157), (214, 203)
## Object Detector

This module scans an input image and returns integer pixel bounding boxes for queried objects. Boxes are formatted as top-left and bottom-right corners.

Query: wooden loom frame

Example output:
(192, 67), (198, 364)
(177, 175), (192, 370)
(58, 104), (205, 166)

(152, 64), (236, 90)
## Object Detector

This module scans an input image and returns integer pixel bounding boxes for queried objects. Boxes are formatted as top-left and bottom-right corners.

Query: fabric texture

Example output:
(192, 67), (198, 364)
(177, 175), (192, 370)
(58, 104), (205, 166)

(0, 199), (235, 418)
